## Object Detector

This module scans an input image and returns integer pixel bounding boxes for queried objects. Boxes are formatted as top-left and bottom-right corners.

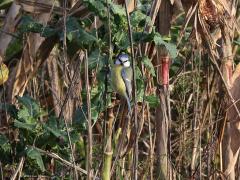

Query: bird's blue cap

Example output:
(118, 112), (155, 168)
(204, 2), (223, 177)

(117, 54), (129, 62)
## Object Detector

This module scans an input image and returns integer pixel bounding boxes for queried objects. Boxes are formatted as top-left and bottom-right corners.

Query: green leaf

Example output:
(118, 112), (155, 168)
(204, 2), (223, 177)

(83, 0), (106, 19)
(0, 103), (18, 119)
(88, 49), (101, 69)
(136, 67), (144, 102)
(145, 95), (160, 108)
(5, 38), (23, 60)
(234, 40), (240, 46)
(153, 34), (177, 59)
(110, 3), (125, 17)
(43, 125), (66, 140)
(43, 117), (67, 141)
(0, 0), (13, 10)
(131, 10), (150, 27)
(14, 119), (35, 131)
(73, 107), (87, 130)
(78, 28), (97, 46)
(18, 15), (57, 37)
(142, 56), (156, 77)
(17, 95), (45, 118)
(18, 108), (36, 124)
(26, 147), (45, 172)
(113, 31), (129, 50)
(66, 17), (97, 46)
(70, 131), (80, 144)
(0, 134), (11, 152)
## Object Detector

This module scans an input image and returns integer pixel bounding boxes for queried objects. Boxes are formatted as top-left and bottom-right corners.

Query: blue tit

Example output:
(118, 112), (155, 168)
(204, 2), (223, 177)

(111, 54), (133, 113)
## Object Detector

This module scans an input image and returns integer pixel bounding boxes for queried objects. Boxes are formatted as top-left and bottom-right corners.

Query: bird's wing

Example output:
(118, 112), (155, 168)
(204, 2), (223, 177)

(121, 68), (132, 100)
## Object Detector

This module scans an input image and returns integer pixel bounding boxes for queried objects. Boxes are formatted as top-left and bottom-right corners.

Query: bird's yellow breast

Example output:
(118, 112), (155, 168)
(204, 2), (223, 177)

(111, 65), (127, 97)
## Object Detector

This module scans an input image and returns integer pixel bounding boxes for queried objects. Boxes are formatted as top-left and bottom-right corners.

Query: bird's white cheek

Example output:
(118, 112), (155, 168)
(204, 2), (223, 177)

(124, 61), (130, 67)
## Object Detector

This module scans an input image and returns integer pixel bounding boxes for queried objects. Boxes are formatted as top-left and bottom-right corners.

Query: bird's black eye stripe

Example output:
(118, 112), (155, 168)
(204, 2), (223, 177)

(117, 57), (128, 65)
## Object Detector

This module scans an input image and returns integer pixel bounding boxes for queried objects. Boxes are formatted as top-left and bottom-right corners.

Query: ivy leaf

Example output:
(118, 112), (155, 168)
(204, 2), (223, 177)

(142, 56), (156, 77)
(26, 147), (45, 172)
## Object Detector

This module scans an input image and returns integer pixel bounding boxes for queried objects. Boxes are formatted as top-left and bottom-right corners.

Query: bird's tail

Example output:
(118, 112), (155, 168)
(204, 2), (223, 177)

(126, 96), (132, 115)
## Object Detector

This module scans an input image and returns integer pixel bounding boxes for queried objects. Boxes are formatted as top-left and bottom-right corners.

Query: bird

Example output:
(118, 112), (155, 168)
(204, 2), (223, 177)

(111, 54), (133, 113)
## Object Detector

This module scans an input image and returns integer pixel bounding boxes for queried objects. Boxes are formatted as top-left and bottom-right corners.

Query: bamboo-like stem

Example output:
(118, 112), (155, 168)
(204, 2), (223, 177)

(154, 1), (174, 179)
(102, 108), (114, 180)
(102, 152), (113, 179)
(102, 0), (113, 179)
(85, 50), (93, 180)
(143, 0), (162, 55)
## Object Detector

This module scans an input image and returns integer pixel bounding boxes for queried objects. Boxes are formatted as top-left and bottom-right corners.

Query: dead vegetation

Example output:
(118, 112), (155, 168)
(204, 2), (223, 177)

(0, 0), (239, 179)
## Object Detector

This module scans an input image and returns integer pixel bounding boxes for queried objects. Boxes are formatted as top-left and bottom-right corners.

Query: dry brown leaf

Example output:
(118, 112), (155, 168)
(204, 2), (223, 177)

(0, 2), (21, 60)
(222, 64), (240, 178)
(199, 0), (219, 28)
(170, 0), (175, 5)
(16, 0), (65, 15)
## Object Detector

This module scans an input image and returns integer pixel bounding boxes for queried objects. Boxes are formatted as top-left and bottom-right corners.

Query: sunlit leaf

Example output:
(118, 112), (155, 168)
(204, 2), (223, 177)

(153, 34), (177, 59)
(0, 0), (13, 10)
(0, 63), (9, 85)
(110, 3), (125, 16)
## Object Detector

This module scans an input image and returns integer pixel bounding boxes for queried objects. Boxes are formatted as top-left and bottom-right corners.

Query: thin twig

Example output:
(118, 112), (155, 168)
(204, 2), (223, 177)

(58, 2), (82, 179)
(29, 146), (88, 175)
(10, 157), (25, 180)
(143, 0), (162, 55)
(124, 1), (138, 179)
(0, 162), (3, 180)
